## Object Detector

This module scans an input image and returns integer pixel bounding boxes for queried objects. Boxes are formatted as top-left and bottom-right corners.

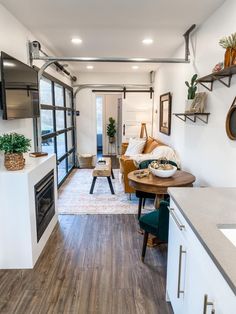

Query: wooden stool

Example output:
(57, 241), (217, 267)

(90, 157), (115, 194)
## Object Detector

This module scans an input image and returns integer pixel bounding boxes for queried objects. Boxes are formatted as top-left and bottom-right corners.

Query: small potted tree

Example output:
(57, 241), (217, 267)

(0, 133), (31, 171)
(185, 74), (198, 112)
(107, 117), (116, 143)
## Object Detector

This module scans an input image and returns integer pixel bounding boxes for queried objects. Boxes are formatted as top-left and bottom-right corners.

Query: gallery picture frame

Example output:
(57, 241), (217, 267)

(159, 92), (172, 136)
(226, 96), (236, 140)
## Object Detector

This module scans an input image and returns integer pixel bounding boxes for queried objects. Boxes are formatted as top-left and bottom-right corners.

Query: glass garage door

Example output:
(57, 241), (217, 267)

(40, 75), (76, 186)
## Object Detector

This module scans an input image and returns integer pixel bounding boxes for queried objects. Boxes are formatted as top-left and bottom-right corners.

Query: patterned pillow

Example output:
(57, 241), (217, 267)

(124, 138), (146, 156)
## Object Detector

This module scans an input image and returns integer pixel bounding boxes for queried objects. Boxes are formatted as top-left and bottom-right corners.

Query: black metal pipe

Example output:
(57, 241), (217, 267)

(91, 89), (153, 93)
(92, 88), (154, 99)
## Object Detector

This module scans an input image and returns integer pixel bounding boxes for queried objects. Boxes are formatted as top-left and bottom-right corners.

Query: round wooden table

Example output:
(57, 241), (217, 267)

(128, 170), (196, 208)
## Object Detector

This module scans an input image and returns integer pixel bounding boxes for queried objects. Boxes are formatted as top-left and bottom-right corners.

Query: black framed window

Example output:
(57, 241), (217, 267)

(40, 75), (75, 186)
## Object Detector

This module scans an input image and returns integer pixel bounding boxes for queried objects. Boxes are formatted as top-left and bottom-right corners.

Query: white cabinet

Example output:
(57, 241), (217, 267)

(166, 198), (236, 314)
(166, 204), (188, 314)
(0, 154), (58, 269)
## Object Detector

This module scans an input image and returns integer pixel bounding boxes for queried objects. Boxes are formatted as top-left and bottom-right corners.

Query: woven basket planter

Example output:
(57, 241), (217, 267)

(4, 153), (25, 171)
(78, 154), (94, 168)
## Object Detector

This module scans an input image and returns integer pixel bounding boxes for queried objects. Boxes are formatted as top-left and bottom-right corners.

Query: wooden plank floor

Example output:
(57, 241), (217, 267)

(0, 215), (173, 314)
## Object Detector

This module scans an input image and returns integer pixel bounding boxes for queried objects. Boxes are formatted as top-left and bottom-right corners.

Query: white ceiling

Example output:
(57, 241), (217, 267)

(1, 0), (225, 73)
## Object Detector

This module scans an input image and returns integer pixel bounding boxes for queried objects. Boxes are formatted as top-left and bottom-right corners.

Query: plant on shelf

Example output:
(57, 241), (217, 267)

(107, 117), (116, 144)
(219, 32), (236, 68)
(185, 74), (198, 100)
(184, 74), (198, 112)
(0, 133), (31, 171)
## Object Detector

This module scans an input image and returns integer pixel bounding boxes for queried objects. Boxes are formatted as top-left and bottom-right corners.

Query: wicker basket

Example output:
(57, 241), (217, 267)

(4, 153), (25, 171)
(78, 154), (94, 168)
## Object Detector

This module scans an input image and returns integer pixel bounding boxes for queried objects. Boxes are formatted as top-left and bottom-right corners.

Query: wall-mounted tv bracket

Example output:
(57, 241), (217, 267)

(28, 24), (196, 83)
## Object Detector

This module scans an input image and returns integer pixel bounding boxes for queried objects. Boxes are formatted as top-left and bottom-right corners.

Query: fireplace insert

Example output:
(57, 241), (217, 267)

(35, 170), (55, 242)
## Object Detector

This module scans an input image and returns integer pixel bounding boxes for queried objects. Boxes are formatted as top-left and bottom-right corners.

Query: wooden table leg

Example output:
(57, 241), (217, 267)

(154, 194), (165, 209)
(89, 177), (97, 194)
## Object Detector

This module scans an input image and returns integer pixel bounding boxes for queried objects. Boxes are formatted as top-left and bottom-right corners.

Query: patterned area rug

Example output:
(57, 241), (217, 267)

(58, 169), (154, 214)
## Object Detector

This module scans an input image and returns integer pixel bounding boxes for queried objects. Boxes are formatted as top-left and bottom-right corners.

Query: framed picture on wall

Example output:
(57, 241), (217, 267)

(190, 92), (207, 113)
(159, 92), (172, 135)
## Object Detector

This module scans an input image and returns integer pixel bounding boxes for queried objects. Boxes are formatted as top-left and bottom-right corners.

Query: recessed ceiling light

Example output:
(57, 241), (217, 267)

(71, 38), (82, 44)
(131, 58), (147, 62)
(132, 65), (139, 70)
(86, 65), (94, 70)
(142, 38), (153, 45)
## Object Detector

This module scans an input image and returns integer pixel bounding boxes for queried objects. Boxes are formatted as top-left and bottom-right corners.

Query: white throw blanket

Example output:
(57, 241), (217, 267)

(128, 146), (181, 168)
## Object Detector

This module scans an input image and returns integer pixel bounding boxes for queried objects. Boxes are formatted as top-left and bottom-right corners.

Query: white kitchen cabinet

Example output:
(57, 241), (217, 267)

(166, 197), (236, 314)
(166, 204), (188, 314)
(185, 222), (236, 314)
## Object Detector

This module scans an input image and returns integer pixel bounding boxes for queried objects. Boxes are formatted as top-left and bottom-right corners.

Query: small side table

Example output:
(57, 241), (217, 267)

(128, 170), (196, 209)
(90, 157), (115, 194)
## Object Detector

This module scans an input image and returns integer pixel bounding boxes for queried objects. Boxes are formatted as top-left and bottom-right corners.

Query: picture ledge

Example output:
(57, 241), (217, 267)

(173, 112), (210, 124)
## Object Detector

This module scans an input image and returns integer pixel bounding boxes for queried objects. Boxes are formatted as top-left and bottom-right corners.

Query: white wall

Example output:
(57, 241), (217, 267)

(154, 0), (236, 187)
(0, 4), (71, 149)
(75, 72), (151, 156)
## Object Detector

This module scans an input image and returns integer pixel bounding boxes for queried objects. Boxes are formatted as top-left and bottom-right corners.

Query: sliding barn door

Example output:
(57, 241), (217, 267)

(122, 93), (153, 142)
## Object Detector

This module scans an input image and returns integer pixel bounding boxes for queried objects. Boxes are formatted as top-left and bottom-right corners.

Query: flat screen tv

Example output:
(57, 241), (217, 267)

(0, 52), (40, 120)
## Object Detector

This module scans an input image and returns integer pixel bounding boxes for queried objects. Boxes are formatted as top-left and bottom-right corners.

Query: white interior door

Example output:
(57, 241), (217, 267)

(122, 93), (153, 142)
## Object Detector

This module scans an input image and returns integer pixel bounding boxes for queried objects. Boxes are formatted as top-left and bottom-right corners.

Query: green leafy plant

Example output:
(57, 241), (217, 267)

(185, 74), (198, 100)
(106, 117), (116, 138)
(0, 133), (31, 154)
(219, 33), (236, 49)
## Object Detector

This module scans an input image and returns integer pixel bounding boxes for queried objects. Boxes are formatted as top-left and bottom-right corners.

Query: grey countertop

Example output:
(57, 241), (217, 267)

(168, 187), (236, 296)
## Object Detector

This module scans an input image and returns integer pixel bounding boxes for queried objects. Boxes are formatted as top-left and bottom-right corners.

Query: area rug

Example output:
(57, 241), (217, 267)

(58, 169), (154, 214)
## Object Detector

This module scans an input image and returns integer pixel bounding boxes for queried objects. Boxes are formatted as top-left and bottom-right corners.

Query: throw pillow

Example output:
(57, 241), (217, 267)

(143, 136), (154, 153)
(143, 140), (159, 153)
(124, 138), (146, 156)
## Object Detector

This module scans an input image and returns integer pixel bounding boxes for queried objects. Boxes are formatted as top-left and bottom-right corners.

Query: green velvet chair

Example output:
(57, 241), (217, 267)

(139, 199), (170, 261)
(136, 159), (177, 219)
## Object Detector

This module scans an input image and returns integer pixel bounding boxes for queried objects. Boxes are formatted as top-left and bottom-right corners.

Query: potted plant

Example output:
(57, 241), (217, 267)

(185, 74), (198, 112)
(107, 117), (116, 144)
(0, 133), (31, 171)
(219, 32), (236, 68)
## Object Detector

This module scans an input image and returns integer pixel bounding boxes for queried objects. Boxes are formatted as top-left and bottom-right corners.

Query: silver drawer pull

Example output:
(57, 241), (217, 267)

(168, 207), (185, 231)
(203, 294), (215, 314)
(177, 245), (186, 298)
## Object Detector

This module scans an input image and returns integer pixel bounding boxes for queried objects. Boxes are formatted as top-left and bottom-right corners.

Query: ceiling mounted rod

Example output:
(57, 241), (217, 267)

(34, 56), (191, 63)
(29, 24), (196, 80)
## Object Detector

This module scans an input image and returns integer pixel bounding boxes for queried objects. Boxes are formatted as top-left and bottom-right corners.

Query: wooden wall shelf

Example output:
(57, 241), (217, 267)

(197, 65), (236, 91)
(173, 113), (210, 124)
